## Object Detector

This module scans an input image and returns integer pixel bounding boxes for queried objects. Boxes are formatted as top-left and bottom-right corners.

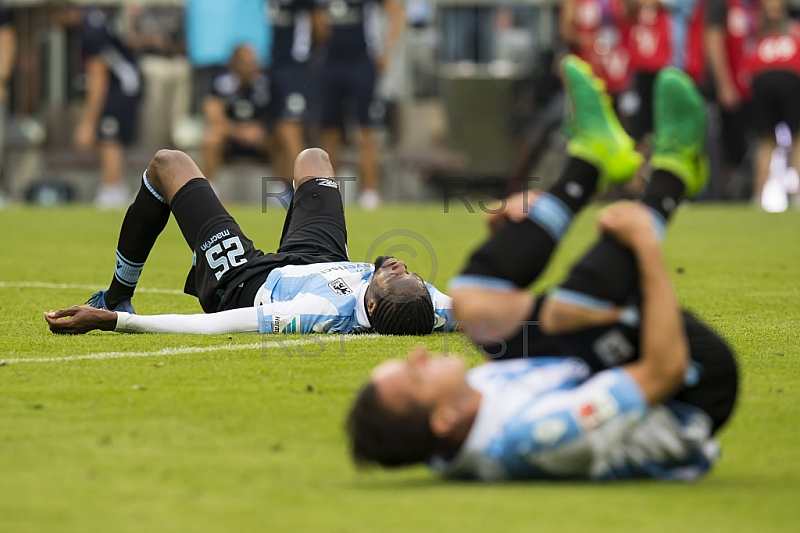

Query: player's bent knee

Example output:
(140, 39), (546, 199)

(294, 147), (334, 188)
(148, 150), (205, 199)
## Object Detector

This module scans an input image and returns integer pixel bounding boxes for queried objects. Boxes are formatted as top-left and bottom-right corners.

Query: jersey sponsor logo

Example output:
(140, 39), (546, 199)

(757, 35), (798, 63)
(576, 391), (619, 431)
(328, 277), (353, 296)
(274, 314), (300, 334)
(593, 329), (635, 367)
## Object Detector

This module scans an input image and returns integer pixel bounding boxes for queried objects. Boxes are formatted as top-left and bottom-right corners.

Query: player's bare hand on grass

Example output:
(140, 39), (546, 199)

(598, 201), (659, 249)
(44, 306), (118, 334)
(485, 190), (543, 231)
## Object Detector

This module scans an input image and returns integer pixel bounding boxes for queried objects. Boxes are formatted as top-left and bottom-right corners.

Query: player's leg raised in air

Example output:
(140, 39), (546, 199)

(450, 57), (737, 433)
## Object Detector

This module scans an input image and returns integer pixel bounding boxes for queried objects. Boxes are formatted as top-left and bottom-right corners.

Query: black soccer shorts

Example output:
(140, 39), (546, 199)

(171, 177), (349, 313)
(479, 296), (738, 434)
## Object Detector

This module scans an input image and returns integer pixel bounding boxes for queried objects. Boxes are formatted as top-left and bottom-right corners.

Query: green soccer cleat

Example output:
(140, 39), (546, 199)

(561, 55), (643, 188)
(651, 67), (709, 198)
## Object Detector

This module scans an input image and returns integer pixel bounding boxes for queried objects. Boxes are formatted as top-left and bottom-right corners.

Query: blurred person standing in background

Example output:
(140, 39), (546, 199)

(202, 45), (271, 184)
(48, 1), (143, 209)
(0, 0), (17, 205)
(745, 0), (800, 208)
(267, 0), (325, 184)
(622, 1), (704, 152)
(705, 0), (757, 199)
(185, 0), (271, 113)
(124, 2), (190, 149)
(560, 0), (633, 102)
(316, 0), (404, 210)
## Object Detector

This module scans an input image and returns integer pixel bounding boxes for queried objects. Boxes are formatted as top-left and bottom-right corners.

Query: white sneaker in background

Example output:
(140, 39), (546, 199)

(358, 189), (381, 211)
(94, 183), (130, 210)
(761, 175), (789, 213)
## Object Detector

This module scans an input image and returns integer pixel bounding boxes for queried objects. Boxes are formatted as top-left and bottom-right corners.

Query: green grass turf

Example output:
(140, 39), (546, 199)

(1, 202), (798, 532)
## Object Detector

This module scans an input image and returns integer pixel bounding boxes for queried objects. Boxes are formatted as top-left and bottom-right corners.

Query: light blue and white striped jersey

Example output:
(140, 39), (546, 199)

(253, 261), (455, 334)
(432, 359), (718, 481)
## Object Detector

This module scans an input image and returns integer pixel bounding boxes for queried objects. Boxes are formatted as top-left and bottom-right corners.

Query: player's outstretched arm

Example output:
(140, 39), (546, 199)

(599, 202), (689, 405)
(45, 306), (261, 335)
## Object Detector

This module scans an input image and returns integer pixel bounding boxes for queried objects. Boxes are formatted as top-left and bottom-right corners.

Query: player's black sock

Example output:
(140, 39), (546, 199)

(641, 169), (685, 223)
(458, 158), (599, 288)
(105, 171), (170, 308)
(557, 170), (686, 305)
(547, 157), (600, 212)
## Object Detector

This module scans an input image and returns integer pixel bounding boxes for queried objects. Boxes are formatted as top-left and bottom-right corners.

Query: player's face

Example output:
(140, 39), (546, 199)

(234, 47), (260, 80)
(370, 347), (468, 415)
(371, 257), (425, 293)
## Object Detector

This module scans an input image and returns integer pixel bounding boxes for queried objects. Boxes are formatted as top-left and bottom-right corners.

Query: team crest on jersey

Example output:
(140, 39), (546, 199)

(328, 277), (352, 296)
(273, 314), (300, 334)
(576, 392), (619, 431)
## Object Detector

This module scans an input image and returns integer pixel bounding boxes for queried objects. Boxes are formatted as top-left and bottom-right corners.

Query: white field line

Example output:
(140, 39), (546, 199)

(3, 334), (382, 364)
(0, 281), (185, 295)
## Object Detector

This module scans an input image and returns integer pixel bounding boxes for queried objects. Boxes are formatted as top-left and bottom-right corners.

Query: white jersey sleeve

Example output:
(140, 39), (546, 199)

(113, 293), (357, 335)
(115, 308), (260, 334)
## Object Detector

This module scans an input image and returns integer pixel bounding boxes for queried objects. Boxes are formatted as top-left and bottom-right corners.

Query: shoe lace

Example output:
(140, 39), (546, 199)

(86, 291), (105, 308)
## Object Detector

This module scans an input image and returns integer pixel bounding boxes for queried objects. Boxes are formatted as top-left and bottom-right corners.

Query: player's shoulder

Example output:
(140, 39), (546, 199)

(469, 358), (590, 389)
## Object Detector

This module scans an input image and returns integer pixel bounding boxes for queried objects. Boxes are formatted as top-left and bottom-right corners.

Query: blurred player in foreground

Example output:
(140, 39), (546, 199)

(45, 148), (453, 336)
(346, 57), (738, 481)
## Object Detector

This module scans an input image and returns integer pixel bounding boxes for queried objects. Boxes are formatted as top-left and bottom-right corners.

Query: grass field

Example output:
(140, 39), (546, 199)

(1, 201), (799, 533)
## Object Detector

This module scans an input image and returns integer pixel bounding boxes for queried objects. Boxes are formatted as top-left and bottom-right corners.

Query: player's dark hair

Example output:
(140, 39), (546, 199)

(370, 257), (435, 336)
(346, 382), (439, 468)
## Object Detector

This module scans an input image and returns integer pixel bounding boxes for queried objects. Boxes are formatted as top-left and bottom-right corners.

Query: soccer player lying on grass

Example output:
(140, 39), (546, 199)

(44, 148), (454, 336)
(345, 58), (738, 480)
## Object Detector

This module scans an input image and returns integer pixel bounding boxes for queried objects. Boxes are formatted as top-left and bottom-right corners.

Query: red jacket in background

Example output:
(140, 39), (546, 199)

(572, 0), (632, 94)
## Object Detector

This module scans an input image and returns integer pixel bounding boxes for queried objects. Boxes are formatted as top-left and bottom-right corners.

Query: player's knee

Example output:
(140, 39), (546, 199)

(294, 148), (335, 189)
(148, 149), (203, 196)
(295, 147), (331, 167)
(151, 149), (190, 170)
